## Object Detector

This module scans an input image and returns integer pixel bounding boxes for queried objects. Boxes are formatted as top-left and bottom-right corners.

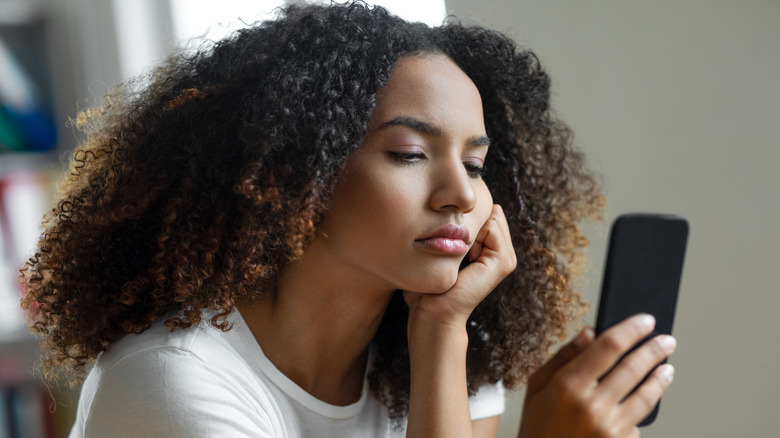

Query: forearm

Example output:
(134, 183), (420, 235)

(406, 318), (472, 438)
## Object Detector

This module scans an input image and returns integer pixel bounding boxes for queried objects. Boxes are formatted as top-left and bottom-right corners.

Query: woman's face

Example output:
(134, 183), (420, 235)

(316, 54), (494, 294)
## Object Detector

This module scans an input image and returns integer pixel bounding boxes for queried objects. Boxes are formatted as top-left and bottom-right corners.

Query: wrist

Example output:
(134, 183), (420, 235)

(407, 315), (469, 352)
(407, 303), (469, 332)
(406, 314), (471, 438)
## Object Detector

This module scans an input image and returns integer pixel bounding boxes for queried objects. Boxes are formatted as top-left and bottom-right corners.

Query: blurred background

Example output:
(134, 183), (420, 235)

(0, 0), (777, 437)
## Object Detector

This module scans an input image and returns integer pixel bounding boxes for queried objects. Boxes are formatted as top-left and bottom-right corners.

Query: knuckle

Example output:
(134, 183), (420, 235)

(634, 387), (659, 413)
(572, 393), (593, 416)
(552, 377), (597, 420)
(600, 332), (627, 355)
(588, 416), (622, 438)
(582, 400), (614, 434)
(550, 374), (579, 401)
(621, 356), (647, 381)
(504, 257), (517, 273)
(645, 339), (666, 359)
(593, 424), (615, 438)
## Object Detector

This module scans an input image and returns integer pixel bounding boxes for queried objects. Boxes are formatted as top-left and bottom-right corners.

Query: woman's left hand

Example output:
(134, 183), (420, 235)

(403, 204), (517, 328)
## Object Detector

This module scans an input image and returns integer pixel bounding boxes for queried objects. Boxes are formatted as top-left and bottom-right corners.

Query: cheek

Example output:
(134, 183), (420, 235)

(474, 184), (494, 225)
(329, 166), (418, 237)
(358, 173), (418, 225)
(374, 178), (417, 211)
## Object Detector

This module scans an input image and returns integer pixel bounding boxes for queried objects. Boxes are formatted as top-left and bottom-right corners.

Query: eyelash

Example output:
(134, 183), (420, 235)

(387, 152), (486, 178)
(388, 151), (425, 163)
(464, 162), (486, 178)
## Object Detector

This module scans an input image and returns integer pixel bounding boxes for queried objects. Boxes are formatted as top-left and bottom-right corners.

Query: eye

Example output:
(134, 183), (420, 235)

(387, 151), (426, 164)
(463, 161), (486, 178)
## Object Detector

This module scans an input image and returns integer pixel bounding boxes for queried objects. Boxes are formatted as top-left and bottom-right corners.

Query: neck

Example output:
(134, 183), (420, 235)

(237, 237), (396, 406)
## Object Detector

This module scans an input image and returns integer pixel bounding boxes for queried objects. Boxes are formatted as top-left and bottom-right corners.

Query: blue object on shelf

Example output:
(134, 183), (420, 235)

(0, 35), (57, 152)
(0, 106), (56, 151)
(0, 109), (25, 151)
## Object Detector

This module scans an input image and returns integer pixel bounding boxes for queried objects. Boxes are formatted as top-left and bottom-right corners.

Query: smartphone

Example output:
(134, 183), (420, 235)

(594, 213), (689, 426)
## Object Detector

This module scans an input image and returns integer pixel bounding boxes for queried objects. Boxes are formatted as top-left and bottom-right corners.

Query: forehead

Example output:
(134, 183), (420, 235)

(368, 54), (485, 132)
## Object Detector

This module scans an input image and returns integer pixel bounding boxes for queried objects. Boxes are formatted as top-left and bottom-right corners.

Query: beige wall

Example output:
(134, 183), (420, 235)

(445, 1), (780, 437)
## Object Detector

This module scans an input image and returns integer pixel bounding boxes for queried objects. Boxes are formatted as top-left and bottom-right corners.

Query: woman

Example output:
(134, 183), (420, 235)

(22, 3), (675, 437)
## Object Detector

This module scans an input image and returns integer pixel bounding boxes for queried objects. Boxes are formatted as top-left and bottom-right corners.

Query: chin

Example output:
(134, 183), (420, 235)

(410, 271), (459, 294)
(392, 257), (463, 294)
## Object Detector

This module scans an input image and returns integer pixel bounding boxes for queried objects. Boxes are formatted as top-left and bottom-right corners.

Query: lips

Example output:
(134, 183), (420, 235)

(414, 224), (470, 255)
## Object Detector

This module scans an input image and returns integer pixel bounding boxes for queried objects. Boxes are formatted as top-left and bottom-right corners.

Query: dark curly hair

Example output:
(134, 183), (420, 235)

(21, 1), (602, 420)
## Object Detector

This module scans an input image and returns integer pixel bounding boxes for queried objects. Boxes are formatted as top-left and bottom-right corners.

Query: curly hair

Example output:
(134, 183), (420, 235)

(21, 1), (602, 420)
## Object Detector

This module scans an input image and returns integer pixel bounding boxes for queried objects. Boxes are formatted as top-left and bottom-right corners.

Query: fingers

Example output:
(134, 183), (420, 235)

(560, 314), (657, 384)
(455, 205), (515, 299)
(600, 333), (677, 403)
(467, 239), (482, 262)
(444, 206), (512, 309)
(621, 363), (675, 426)
(521, 314), (675, 437)
(574, 314), (675, 428)
(468, 204), (515, 271)
(526, 327), (595, 398)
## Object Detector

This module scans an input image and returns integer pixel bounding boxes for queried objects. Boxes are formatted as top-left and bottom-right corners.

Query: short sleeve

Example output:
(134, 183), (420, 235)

(79, 347), (280, 438)
(468, 380), (506, 420)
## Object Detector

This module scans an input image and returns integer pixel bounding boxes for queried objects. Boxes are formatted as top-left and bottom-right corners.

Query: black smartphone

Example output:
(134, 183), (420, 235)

(594, 213), (689, 426)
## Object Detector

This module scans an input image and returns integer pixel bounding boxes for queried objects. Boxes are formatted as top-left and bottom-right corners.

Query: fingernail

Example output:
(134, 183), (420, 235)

(658, 364), (675, 382)
(573, 327), (594, 348)
(637, 313), (656, 329)
(657, 335), (677, 353)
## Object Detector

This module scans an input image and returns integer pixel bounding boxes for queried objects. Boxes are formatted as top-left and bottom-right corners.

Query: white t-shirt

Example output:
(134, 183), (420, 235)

(69, 310), (505, 437)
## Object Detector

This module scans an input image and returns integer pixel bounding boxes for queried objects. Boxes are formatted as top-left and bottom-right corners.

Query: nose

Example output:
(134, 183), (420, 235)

(429, 156), (477, 213)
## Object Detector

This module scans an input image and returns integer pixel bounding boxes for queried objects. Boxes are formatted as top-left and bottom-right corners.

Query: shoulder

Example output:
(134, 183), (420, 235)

(71, 316), (290, 438)
(90, 315), (233, 373)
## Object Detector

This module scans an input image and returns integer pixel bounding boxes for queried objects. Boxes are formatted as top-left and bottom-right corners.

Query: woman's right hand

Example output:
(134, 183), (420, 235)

(518, 314), (677, 438)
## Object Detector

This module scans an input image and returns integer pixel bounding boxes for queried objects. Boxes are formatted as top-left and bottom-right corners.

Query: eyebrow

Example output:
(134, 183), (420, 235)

(380, 116), (491, 147)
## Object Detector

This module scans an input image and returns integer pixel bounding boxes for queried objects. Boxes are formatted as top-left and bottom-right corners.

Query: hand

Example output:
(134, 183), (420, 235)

(518, 314), (677, 438)
(403, 204), (517, 328)
(404, 205), (516, 438)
